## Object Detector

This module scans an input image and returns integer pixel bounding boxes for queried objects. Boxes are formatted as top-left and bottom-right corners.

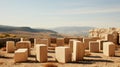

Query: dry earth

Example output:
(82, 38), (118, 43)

(0, 44), (120, 67)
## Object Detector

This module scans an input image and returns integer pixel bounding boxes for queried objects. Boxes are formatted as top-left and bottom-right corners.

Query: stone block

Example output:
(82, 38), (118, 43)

(48, 38), (51, 47)
(83, 38), (96, 49)
(6, 41), (15, 53)
(56, 38), (64, 46)
(119, 34), (120, 44)
(64, 37), (83, 44)
(91, 37), (100, 41)
(69, 39), (78, 52)
(55, 47), (72, 63)
(72, 41), (85, 61)
(64, 38), (70, 44)
(14, 49), (28, 63)
(97, 40), (108, 50)
(35, 44), (47, 62)
(50, 37), (56, 43)
(105, 34), (114, 42)
(16, 41), (31, 55)
(89, 41), (99, 52)
(34, 38), (49, 47)
(77, 37), (83, 42)
(103, 42), (115, 56)
(34, 38), (41, 45)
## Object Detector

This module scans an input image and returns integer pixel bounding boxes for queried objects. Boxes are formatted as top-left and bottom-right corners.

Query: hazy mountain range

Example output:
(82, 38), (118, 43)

(0, 25), (57, 33)
(0, 25), (95, 36)
(52, 26), (95, 36)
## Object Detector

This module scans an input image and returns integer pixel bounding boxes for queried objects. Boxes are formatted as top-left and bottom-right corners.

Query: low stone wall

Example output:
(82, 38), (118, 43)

(0, 38), (35, 48)
(0, 38), (20, 48)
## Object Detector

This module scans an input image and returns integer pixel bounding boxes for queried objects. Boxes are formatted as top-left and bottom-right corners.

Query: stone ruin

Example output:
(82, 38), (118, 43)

(89, 28), (120, 45)
(2, 27), (120, 63)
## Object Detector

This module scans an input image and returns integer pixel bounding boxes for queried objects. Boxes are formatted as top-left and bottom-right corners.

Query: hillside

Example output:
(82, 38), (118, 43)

(0, 25), (57, 33)
(0, 25), (61, 38)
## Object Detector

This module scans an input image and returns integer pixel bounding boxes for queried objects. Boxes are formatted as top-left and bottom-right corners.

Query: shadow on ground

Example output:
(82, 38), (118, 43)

(68, 59), (114, 64)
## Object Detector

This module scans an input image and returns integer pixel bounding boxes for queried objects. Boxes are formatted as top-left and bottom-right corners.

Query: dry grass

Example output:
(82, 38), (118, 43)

(0, 33), (16, 38)
(44, 63), (58, 67)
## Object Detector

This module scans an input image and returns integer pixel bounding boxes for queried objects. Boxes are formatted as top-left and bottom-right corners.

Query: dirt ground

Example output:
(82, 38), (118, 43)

(0, 45), (120, 67)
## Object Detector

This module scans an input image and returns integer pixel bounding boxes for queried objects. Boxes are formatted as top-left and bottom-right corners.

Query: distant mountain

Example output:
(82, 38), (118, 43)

(0, 25), (57, 33)
(52, 26), (95, 36)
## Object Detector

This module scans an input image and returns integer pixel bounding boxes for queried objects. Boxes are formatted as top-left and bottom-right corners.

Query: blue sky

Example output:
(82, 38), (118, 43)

(0, 0), (120, 28)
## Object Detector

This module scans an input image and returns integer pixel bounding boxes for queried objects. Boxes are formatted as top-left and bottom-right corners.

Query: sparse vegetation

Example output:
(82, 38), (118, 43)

(0, 33), (16, 38)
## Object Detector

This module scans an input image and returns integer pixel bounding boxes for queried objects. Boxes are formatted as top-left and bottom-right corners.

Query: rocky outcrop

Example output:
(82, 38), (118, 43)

(89, 28), (120, 45)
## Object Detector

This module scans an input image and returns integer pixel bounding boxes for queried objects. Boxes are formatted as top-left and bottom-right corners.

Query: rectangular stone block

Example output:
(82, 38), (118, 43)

(105, 34), (114, 42)
(6, 41), (15, 53)
(69, 39), (78, 52)
(83, 38), (96, 49)
(112, 32), (119, 44)
(64, 38), (70, 44)
(50, 37), (56, 44)
(14, 49), (28, 63)
(72, 41), (85, 61)
(34, 38), (49, 47)
(16, 41), (31, 49)
(64, 37), (83, 44)
(40, 39), (49, 46)
(35, 44), (47, 62)
(119, 34), (120, 44)
(56, 38), (64, 46)
(48, 38), (51, 47)
(55, 47), (72, 63)
(89, 41), (99, 53)
(34, 38), (41, 45)
(16, 41), (31, 55)
(103, 42), (115, 56)
(77, 37), (83, 42)
(97, 40), (108, 50)
(91, 37), (100, 41)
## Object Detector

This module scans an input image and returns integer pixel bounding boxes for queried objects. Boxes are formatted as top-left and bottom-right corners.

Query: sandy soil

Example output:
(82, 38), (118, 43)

(0, 45), (120, 67)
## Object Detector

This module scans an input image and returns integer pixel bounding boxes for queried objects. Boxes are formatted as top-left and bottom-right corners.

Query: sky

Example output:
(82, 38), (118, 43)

(0, 0), (120, 29)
